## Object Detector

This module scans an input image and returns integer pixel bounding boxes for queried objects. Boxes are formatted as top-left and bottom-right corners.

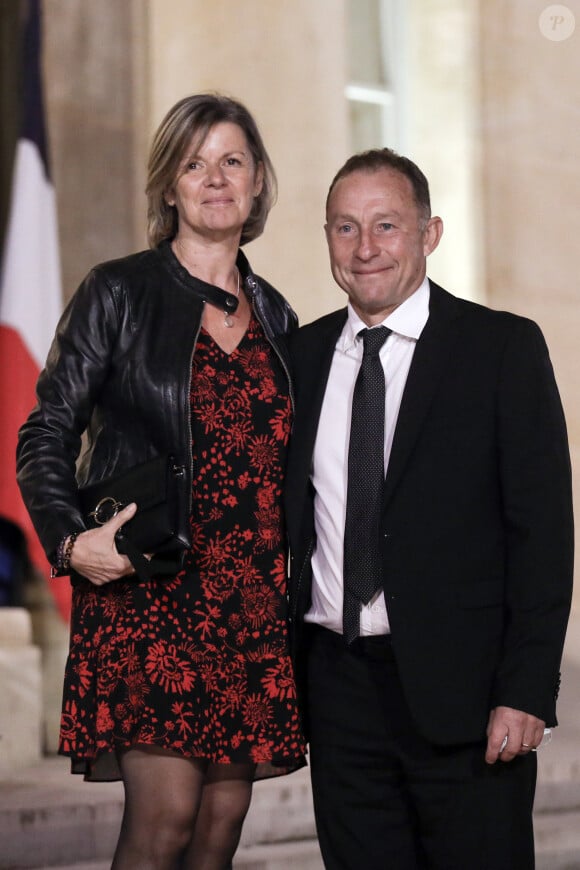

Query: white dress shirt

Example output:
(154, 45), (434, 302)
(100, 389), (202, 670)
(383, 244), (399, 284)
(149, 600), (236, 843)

(305, 278), (431, 636)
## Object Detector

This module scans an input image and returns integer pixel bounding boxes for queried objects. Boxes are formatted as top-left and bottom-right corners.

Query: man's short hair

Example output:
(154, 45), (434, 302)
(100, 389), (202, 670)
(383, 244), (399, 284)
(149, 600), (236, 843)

(326, 148), (431, 224)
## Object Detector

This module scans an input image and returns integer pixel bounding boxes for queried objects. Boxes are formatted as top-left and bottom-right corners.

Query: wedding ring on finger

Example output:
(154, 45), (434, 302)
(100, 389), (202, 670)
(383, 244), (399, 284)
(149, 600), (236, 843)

(499, 728), (553, 754)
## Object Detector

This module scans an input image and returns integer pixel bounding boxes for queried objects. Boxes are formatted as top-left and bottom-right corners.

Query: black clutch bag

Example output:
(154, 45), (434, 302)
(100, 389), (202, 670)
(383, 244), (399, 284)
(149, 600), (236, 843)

(78, 454), (187, 580)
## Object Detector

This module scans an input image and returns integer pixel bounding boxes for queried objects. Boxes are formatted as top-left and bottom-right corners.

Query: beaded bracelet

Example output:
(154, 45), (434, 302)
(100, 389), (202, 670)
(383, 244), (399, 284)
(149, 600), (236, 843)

(50, 531), (80, 577)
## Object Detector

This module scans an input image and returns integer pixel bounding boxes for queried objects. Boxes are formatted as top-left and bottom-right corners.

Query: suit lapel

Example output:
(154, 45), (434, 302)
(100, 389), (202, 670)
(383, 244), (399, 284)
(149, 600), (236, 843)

(382, 282), (464, 507)
(286, 309), (347, 543)
(294, 313), (347, 457)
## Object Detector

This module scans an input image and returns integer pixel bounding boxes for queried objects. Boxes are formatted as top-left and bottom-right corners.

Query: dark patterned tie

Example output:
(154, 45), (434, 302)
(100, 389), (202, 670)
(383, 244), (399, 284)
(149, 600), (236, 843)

(343, 326), (391, 644)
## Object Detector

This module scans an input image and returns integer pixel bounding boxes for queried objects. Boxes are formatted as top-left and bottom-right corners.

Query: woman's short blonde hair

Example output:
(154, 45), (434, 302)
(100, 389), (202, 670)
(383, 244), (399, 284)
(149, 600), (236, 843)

(146, 93), (277, 248)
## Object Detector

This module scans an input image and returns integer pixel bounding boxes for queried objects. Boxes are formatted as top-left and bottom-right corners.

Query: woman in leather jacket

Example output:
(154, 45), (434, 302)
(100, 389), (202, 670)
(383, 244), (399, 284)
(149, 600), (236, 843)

(17, 94), (306, 870)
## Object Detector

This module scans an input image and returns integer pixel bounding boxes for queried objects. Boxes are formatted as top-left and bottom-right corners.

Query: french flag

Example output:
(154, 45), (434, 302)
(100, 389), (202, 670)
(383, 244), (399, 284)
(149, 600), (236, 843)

(0, 0), (71, 622)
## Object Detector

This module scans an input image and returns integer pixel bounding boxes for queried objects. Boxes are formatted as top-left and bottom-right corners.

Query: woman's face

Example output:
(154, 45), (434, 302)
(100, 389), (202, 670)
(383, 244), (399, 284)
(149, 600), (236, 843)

(166, 122), (263, 243)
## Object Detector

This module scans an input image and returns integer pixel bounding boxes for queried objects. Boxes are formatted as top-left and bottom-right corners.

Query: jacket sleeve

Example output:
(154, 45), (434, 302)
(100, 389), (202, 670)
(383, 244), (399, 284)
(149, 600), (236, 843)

(16, 267), (123, 560)
(491, 318), (574, 725)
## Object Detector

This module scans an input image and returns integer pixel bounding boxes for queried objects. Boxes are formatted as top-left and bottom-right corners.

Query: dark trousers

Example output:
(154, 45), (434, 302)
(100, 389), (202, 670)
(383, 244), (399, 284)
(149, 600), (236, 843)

(306, 625), (536, 870)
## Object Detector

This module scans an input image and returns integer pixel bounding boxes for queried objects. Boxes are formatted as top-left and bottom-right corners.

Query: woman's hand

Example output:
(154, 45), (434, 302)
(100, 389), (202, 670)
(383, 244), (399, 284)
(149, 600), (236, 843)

(69, 503), (138, 586)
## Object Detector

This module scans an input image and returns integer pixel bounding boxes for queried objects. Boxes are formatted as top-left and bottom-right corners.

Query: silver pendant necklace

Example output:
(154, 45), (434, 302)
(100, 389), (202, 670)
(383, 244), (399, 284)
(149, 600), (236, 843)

(172, 240), (240, 326)
(224, 268), (240, 328)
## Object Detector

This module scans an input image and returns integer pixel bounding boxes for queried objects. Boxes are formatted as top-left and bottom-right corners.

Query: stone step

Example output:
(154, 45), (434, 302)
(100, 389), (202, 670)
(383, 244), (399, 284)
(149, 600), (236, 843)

(0, 756), (123, 869)
(534, 751), (580, 869)
(30, 865), (108, 870)
(19, 812), (580, 870)
(534, 811), (580, 870)
(0, 760), (321, 870)
(4, 758), (580, 870)
(28, 841), (324, 870)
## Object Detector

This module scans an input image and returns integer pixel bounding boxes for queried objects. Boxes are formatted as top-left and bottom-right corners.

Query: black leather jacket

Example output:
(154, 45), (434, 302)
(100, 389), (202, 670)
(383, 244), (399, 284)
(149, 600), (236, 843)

(16, 241), (297, 562)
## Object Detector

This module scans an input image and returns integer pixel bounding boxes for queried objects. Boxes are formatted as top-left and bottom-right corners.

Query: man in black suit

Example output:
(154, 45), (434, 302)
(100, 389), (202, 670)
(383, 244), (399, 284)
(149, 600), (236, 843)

(285, 148), (574, 869)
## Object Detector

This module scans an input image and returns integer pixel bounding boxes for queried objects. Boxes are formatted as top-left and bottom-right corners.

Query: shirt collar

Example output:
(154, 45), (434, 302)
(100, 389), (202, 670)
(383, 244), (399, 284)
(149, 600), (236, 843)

(340, 276), (431, 352)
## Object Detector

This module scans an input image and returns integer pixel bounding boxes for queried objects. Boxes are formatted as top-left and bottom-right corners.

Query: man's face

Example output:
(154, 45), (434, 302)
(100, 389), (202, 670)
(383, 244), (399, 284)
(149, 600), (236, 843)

(325, 168), (443, 325)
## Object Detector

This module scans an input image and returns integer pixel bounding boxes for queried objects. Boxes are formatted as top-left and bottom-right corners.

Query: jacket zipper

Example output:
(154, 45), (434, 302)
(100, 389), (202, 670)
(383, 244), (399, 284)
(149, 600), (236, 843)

(185, 313), (204, 520)
(249, 278), (296, 413)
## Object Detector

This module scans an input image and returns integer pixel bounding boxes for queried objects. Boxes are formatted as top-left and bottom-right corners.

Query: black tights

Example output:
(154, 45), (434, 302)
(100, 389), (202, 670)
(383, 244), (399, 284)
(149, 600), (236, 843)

(112, 746), (254, 870)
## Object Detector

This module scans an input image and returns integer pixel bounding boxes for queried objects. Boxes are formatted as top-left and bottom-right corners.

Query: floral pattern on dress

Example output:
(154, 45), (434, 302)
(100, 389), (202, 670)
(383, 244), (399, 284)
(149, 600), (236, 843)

(59, 315), (306, 781)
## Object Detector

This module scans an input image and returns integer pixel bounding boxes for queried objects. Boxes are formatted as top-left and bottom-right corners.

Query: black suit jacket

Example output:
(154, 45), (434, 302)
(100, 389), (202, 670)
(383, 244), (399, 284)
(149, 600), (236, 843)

(285, 281), (574, 746)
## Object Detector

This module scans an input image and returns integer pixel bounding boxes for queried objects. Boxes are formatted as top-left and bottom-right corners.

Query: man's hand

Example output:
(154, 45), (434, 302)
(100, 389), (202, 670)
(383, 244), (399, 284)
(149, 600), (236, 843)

(69, 502), (138, 586)
(485, 706), (546, 764)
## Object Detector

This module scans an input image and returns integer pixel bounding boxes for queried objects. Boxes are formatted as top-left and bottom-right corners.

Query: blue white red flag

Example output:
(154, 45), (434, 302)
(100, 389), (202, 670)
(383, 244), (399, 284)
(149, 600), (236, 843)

(0, 0), (71, 621)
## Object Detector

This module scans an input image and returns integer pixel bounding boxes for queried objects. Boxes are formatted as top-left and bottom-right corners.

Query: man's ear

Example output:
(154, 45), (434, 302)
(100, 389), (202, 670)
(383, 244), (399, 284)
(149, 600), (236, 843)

(423, 216), (444, 257)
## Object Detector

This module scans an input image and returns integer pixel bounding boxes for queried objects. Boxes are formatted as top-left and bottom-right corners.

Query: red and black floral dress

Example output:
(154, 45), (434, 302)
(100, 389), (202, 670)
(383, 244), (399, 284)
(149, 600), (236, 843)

(59, 315), (306, 781)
